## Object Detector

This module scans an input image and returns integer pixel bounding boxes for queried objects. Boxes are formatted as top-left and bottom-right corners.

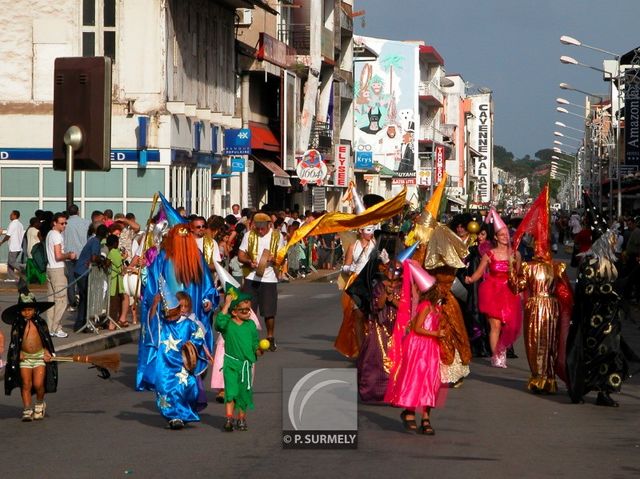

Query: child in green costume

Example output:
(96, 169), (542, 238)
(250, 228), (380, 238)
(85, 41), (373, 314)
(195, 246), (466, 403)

(215, 288), (262, 431)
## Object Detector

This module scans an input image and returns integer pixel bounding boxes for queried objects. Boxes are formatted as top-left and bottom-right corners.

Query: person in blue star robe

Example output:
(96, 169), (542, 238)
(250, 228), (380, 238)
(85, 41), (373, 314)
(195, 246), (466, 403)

(136, 226), (218, 392)
(152, 291), (211, 427)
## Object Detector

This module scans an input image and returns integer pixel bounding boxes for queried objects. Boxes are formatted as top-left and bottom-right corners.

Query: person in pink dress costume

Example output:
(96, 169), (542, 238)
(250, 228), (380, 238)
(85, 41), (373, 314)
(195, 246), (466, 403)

(385, 260), (444, 435)
(465, 208), (522, 368)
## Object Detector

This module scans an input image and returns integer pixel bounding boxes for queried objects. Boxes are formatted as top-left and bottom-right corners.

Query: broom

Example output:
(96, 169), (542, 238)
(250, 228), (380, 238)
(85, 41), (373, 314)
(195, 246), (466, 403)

(53, 353), (121, 379)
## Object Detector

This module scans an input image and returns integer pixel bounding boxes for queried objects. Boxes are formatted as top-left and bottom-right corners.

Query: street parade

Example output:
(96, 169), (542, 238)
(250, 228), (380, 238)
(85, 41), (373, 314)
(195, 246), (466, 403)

(1, 1), (640, 477)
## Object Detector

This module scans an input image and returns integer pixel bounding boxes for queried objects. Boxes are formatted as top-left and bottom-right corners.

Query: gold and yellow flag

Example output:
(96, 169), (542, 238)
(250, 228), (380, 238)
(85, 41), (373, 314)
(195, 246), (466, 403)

(275, 187), (407, 265)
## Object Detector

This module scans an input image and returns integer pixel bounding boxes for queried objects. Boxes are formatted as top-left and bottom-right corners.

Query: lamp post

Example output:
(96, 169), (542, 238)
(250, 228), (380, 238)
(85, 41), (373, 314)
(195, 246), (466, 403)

(555, 120), (584, 134)
(559, 82), (604, 101)
(554, 131), (583, 143)
(556, 106), (586, 119)
(560, 55), (608, 75)
(556, 97), (586, 111)
(560, 34), (622, 218)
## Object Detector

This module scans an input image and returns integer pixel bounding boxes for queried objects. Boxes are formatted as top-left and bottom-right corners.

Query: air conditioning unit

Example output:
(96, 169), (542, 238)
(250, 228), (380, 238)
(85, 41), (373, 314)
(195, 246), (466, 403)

(235, 8), (252, 26)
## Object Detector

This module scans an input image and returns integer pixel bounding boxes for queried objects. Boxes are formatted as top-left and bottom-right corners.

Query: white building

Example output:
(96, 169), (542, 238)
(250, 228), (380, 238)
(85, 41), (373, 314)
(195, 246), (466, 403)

(0, 0), (277, 245)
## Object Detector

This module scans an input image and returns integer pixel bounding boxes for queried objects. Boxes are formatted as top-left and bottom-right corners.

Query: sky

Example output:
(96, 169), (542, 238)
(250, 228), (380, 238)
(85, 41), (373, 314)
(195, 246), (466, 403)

(355, 0), (640, 159)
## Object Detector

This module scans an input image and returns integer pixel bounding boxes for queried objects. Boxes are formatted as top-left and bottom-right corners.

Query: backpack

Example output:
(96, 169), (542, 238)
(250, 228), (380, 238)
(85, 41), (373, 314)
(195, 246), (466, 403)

(31, 242), (48, 273)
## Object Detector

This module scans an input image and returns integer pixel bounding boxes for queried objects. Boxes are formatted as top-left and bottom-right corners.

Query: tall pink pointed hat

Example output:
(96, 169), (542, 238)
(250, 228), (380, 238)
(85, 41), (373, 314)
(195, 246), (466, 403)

(485, 207), (508, 233)
(404, 259), (436, 293)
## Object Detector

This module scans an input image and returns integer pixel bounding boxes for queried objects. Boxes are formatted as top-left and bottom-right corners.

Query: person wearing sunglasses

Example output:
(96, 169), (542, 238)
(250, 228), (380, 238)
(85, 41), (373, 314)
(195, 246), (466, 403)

(44, 213), (76, 338)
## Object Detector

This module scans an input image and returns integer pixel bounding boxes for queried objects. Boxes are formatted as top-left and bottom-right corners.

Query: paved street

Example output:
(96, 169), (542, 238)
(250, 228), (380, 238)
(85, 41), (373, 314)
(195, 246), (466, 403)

(1, 272), (639, 478)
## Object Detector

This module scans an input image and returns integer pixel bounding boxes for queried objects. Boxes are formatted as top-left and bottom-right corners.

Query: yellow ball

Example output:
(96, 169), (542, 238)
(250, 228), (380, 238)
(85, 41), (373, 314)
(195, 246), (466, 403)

(259, 339), (271, 351)
(467, 220), (481, 234)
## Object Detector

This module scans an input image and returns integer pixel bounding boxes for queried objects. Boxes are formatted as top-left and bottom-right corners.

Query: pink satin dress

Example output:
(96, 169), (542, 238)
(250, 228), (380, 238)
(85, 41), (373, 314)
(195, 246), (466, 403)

(384, 301), (442, 409)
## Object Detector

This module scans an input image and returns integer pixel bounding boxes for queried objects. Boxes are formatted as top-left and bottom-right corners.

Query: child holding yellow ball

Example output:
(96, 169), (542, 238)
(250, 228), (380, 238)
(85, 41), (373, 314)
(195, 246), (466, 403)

(215, 287), (262, 431)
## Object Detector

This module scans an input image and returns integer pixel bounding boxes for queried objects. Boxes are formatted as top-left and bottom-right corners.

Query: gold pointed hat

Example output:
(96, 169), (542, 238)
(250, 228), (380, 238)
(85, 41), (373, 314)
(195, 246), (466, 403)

(412, 172), (448, 243)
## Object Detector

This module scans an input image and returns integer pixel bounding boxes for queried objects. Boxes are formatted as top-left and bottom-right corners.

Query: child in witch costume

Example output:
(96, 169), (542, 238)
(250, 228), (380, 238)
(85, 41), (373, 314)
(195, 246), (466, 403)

(215, 287), (261, 432)
(3, 291), (57, 421)
(149, 283), (212, 430)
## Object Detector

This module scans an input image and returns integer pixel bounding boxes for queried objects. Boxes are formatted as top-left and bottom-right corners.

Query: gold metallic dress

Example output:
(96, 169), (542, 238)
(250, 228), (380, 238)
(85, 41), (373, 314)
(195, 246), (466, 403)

(512, 261), (568, 393)
(429, 266), (472, 383)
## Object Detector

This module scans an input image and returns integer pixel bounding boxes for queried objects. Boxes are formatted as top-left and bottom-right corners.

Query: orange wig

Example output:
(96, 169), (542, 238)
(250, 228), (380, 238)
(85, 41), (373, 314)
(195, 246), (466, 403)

(163, 225), (203, 286)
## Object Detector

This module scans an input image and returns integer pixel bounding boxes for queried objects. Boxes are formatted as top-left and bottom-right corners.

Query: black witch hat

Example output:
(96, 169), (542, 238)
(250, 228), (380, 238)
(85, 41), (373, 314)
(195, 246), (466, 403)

(1, 290), (54, 325)
(583, 191), (608, 241)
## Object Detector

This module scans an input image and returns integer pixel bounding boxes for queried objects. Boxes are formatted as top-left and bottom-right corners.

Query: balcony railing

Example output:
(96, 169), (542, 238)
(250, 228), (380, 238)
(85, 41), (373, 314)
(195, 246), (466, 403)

(278, 24), (334, 59)
(418, 81), (444, 105)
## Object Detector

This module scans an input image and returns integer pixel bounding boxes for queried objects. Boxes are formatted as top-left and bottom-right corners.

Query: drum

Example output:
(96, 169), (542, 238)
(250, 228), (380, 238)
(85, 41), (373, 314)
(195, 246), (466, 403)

(255, 248), (271, 277)
(123, 272), (141, 299)
(181, 341), (198, 373)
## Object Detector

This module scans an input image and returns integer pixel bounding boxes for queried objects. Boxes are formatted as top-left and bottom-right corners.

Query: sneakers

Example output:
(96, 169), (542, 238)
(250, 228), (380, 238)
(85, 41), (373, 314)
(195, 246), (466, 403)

(168, 419), (184, 430)
(236, 418), (248, 431)
(52, 330), (68, 338)
(33, 402), (46, 420)
(223, 417), (234, 432)
(21, 409), (33, 422)
(267, 337), (277, 352)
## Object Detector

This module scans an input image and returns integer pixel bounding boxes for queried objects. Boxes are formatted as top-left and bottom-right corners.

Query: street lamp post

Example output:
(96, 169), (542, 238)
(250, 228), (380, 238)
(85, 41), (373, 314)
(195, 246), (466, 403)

(560, 34), (622, 218)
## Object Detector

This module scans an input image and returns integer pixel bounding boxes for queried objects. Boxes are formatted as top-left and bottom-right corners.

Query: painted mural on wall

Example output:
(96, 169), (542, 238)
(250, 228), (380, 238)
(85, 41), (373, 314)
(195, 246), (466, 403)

(354, 36), (419, 178)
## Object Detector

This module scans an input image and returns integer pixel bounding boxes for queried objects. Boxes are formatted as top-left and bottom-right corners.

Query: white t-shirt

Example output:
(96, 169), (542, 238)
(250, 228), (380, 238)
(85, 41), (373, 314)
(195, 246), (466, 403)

(46, 229), (66, 269)
(7, 219), (25, 252)
(239, 229), (285, 283)
(196, 236), (222, 262)
(26, 227), (40, 259)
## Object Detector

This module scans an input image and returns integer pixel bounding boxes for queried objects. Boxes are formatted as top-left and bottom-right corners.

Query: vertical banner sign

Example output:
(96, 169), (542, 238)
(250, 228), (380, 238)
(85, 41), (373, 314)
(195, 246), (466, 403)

(334, 144), (351, 187)
(625, 71), (640, 166)
(470, 93), (493, 203)
(435, 145), (445, 183)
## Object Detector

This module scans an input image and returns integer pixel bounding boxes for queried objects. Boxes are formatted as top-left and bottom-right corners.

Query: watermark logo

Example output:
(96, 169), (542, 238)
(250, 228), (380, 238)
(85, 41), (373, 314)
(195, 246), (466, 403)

(282, 368), (358, 449)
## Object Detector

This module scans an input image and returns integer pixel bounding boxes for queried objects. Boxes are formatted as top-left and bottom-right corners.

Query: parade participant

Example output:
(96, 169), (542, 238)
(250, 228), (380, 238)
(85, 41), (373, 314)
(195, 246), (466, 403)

(3, 291), (57, 421)
(465, 208), (522, 368)
(237, 212), (284, 352)
(335, 225), (377, 358)
(511, 186), (574, 393)
(136, 194), (218, 392)
(215, 288), (262, 432)
(44, 213), (76, 338)
(148, 288), (210, 429)
(566, 197), (638, 407)
(452, 215), (491, 358)
(357, 257), (401, 402)
(385, 261), (443, 435)
(409, 175), (471, 386)
(191, 215), (221, 271)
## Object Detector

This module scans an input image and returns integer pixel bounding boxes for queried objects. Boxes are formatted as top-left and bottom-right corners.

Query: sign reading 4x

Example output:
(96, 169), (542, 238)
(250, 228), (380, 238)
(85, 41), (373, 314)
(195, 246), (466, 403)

(224, 128), (251, 155)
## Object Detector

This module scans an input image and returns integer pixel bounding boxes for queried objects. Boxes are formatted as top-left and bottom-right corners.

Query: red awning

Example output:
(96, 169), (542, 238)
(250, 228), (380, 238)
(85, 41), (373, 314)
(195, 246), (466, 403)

(249, 121), (280, 152)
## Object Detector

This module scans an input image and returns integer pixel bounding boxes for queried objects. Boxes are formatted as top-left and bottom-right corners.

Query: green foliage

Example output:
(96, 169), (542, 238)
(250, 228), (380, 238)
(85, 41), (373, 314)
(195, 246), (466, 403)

(492, 145), (561, 198)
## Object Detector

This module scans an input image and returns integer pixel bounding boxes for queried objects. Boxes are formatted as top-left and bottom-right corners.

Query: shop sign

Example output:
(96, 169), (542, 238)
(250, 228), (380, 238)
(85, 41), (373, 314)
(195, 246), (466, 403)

(296, 149), (328, 186)
(230, 157), (245, 173)
(223, 129), (251, 155)
(334, 144), (351, 187)
(355, 151), (373, 169)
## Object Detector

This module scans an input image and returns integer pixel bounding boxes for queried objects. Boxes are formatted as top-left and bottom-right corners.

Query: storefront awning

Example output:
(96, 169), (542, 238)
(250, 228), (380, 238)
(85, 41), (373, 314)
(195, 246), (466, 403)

(447, 195), (466, 206)
(249, 121), (280, 152)
(252, 156), (291, 187)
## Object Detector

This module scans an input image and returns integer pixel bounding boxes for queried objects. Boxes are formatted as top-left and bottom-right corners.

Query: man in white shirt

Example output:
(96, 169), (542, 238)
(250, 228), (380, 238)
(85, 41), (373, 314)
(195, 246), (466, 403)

(45, 213), (76, 338)
(238, 212), (285, 351)
(190, 216), (221, 270)
(1, 210), (25, 282)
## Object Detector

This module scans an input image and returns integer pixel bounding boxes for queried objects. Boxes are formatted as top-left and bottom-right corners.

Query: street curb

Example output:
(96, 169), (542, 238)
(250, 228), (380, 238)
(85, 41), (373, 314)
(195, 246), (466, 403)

(0, 325), (140, 380)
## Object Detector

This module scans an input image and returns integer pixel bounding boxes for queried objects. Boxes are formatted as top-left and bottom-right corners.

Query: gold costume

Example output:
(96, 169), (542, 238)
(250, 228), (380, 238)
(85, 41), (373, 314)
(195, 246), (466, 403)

(429, 266), (472, 381)
(512, 260), (568, 393)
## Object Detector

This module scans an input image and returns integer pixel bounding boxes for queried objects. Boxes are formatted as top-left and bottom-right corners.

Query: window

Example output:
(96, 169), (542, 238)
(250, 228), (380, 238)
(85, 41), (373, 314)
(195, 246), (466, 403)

(82, 0), (117, 62)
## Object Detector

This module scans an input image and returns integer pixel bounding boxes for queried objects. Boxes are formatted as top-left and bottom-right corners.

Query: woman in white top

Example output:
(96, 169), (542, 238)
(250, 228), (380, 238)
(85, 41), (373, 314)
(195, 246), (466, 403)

(335, 226), (377, 358)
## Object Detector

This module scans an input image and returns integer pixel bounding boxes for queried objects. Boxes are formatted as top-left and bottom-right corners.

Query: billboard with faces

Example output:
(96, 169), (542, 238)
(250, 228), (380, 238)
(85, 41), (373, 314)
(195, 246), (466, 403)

(353, 36), (419, 177)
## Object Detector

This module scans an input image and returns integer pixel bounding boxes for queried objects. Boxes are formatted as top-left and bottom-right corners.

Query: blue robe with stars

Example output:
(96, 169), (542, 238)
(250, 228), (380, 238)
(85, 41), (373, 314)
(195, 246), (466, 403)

(154, 313), (209, 422)
(136, 249), (218, 391)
